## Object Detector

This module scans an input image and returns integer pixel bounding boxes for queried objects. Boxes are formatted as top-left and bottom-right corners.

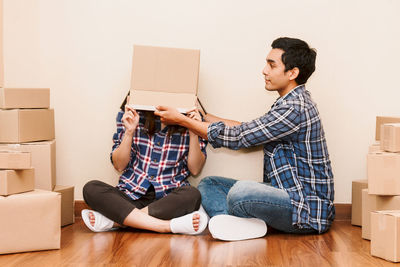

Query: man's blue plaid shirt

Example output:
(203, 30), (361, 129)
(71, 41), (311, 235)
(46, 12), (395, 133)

(207, 85), (335, 233)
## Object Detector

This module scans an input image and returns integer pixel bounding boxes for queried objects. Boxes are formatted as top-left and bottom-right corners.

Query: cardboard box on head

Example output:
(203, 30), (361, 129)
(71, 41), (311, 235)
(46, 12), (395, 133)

(129, 45), (200, 114)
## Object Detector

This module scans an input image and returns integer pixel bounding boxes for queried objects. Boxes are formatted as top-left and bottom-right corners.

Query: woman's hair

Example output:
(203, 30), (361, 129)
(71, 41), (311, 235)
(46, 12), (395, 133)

(120, 92), (186, 136)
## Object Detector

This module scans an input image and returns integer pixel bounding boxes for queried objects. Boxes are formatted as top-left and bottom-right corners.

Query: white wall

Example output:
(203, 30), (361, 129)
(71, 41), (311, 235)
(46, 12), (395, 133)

(3, 0), (400, 202)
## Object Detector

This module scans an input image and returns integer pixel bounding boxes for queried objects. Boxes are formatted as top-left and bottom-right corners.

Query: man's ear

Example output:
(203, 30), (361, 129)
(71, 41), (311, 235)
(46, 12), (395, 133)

(289, 67), (299, 81)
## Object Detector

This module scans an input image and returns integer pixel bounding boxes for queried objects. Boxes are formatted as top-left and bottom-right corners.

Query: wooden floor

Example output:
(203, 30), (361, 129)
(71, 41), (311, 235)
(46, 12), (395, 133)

(0, 218), (397, 267)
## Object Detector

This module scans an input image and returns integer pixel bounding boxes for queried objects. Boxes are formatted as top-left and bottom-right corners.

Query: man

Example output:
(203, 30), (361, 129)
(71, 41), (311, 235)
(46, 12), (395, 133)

(155, 37), (335, 241)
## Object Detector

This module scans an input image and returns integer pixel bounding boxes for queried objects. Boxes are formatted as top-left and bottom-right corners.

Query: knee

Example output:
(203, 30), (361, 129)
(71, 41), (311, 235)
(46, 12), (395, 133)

(227, 181), (258, 208)
(82, 180), (102, 202)
(198, 176), (215, 187)
(187, 186), (202, 205)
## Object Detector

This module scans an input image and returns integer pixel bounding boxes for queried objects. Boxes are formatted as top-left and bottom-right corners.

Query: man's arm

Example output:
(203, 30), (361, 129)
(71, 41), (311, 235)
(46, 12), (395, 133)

(203, 113), (241, 127)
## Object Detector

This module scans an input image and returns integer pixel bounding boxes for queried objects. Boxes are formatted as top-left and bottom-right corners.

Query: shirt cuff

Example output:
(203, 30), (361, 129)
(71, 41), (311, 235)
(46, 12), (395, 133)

(207, 121), (225, 148)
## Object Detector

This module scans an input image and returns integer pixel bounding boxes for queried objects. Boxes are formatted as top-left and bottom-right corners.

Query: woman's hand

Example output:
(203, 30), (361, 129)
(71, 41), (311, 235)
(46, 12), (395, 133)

(122, 102), (139, 135)
(186, 109), (202, 122)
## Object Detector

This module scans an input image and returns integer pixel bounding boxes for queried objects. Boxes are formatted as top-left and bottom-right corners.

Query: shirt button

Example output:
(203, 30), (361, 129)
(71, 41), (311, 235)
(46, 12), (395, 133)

(156, 141), (161, 146)
(150, 175), (154, 179)
(153, 159), (158, 163)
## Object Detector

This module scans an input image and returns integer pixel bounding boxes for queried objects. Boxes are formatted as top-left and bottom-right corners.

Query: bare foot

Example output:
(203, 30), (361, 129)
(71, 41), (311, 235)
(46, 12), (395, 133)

(89, 211), (119, 228)
(192, 213), (200, 231)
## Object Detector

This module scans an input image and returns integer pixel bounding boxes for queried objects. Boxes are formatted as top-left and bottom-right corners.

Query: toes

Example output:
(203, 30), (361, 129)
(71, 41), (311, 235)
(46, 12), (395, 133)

(89, 212), (95, 226)
(192, 213), (200, 231)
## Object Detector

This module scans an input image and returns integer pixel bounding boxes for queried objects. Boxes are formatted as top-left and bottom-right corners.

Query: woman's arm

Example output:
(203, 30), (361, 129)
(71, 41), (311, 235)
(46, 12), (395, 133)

(112, 105), (139, 172)
(186, 111), (206, 176)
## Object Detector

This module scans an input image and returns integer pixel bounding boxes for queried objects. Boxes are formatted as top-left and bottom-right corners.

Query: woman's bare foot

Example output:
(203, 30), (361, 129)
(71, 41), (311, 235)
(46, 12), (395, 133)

(192, 213), (200, 232)
(169, 211), (207, 235)
(89, 211), (119, 228)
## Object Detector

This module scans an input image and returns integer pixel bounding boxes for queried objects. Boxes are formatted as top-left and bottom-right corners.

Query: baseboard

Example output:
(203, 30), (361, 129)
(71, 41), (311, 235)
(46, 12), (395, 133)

(75, 200), (352, 221)
(75, 200), (89, 218)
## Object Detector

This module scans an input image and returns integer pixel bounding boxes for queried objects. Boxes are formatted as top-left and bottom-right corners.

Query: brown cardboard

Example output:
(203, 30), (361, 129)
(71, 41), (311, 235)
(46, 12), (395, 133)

(0, 189), (60, 254)
(0, 88), (50, 109)
(129, 45), (200, 113)
(351, 179), (368, 226)
(381, 123), (400, 152)
(53, 185), (75, 226)
(361, 189), (400, 240)
(0, 0), (3, 87)
(0, 169), (34, 195)
(376, 116), (400, 141)
(367, 152), (400, 195)
(0, 140), (56, 190)
(368, 142), (381, 153)
(0, 150), (31, 169)
(0, 109), (55, 143)
(371, 210), (400, 262)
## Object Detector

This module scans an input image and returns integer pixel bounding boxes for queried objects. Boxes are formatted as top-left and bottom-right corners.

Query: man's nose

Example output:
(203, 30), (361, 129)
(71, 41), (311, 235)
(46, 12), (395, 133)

(262, 65), (268, 76)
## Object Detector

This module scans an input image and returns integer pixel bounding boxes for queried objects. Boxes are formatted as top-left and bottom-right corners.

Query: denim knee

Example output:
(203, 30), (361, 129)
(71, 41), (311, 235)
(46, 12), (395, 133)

(226, 181), (253, 215)
(198, 176), (217, 187)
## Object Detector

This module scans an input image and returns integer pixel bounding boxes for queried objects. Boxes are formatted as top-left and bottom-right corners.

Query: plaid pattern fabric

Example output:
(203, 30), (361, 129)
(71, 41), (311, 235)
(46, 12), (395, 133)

(111, 110), (207, 200)
(207, 85), (335, 233)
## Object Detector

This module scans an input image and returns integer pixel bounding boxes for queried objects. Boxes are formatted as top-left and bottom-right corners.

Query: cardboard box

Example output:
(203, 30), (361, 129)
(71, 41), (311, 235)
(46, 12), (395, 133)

(0, 140), (56, 190)
(361, 189), (400, 240)
(368, 142), (381, 153)
(367, 152), (400, 195)
(0, 189), (61, 254)
(54, 185), (75, 226)
(0, 109), (55, 143)
(0, 168), (34, 195)
(0, 0), (3, 88)
(371, 210), (400, 262)
(0, 88), (50, 109)
(376, 116), (400, 141)
(129, 45), (200, 113)
(351, 179), (368, 226)
(381, 123), (400, 152)
(0, 150), (31, 169)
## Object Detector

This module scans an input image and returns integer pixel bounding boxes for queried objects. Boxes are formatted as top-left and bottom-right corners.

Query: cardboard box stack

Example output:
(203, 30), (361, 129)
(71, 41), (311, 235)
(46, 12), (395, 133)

(0, 88), (63, 254)
(0, 3), (73, 254)
(352, 116), (400, 262)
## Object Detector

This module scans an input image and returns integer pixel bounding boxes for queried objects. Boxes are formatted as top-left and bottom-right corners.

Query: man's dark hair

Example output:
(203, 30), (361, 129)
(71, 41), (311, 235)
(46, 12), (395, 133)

(271, 37), (316, 85)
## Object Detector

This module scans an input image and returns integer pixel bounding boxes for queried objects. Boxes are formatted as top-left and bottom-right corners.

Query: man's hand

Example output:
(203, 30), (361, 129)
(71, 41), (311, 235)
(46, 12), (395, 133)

(154, 106), (186, 125)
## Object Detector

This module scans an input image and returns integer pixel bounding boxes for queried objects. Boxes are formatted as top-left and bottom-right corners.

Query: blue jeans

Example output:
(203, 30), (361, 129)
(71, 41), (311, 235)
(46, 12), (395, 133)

(198, 176), (316, 234)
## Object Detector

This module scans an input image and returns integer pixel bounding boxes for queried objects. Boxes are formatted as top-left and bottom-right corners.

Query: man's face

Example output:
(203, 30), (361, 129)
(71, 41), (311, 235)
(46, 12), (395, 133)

(262, 48), (292, 92)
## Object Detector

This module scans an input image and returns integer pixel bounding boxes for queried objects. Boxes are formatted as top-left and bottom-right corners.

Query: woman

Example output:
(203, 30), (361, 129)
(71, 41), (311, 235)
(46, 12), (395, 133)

(81, 94), (208, 235)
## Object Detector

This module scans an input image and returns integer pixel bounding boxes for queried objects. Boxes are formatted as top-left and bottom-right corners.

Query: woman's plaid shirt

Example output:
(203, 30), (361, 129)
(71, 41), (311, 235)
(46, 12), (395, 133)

(208, 85), (335, 233)
(111, 111), (207, 200)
